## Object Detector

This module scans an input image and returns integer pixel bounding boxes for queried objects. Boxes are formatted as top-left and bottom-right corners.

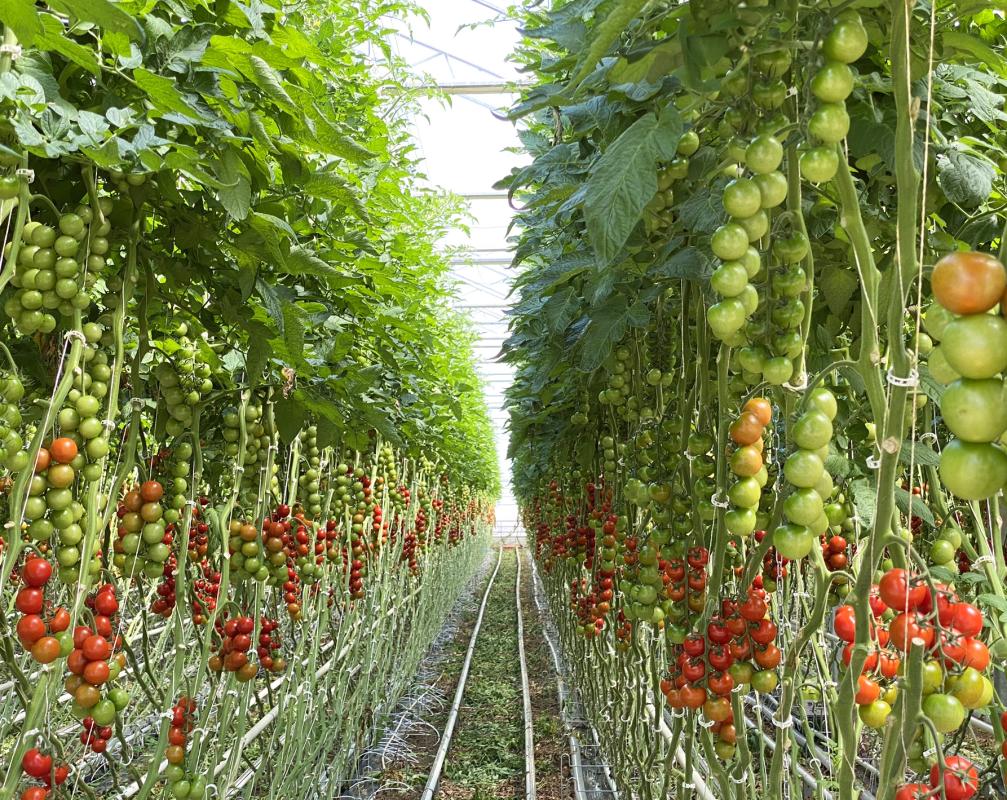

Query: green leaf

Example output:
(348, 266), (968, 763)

(133, 68), (199, 119)
(897, 441), (940, 469)
(274, 395), (306, 444)
(215, 148), (250, 221)
(583, 107), (683, 266)
(34, 14), (101, 75)
(895, 488), (935, 527)
(849, 478), (876, 530)
(302, 171), (369, 219)
(937, 149), (996, 207)
(285, 245), (354, 287)
(578, 298), (650, 372)
(942, 30), (1007, 76)
(248, 54), (295, 110)
(0, 0), (45, 44)
(48, 0), (143, 41)
(977, 593), (1007, 614)
(819, 265), (859, 316)
(567, 0), (649, 92)
(244, 330), (269, 380)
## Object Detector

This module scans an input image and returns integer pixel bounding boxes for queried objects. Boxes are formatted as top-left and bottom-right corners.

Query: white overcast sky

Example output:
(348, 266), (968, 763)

(387, 0), (529, 534)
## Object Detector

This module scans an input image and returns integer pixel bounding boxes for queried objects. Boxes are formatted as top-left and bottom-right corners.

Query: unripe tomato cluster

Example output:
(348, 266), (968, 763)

(925, 250), (1007, 499)
(14, 556), (70, 663)
(0, 371), (29, 471)
(2, 198), (108, 335)
(724, 397), (773, 537)
(773, 388), (838, 560)
(153, 329), (214, 436)
(25, 438), (101, 583)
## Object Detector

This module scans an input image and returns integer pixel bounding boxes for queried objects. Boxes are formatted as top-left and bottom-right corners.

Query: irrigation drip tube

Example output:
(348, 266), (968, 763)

(418, 546), (504, 800)
(515, 547), (537, 800)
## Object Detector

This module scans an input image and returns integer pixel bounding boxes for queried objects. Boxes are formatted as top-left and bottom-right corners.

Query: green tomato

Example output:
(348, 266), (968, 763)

(751, 669), (778, 693)
(773, 232), (810, 264)
(941, 314), (1007, 379)
(707, 299), (747, 339)
(927, 346), (960, 385)
(940, 378), (1007, 442)
(922, 692), (965, 733)
(728, 477), (762, 508)
(800, 147), (839, 183)
(725, 507), (757, 536)
(677, 131), (700, 156)
(772, 265), (806, 298)
(737, 209), (769, 242)
(723, 178), (763, 219)
(762, 356), (794, 386)
(711, 223), (751, 261)
(792, 409), (833, 450)
(784, 450), (824, 488)
(711, 262), (749, 298)
(923, 303), (956, 340)
(783, 488), (825, 527)
(808, 103), (850, 144)
(746, 135), (784, 174)
(811, 61), (855, 103)
(808, 387), (838, 420)
(939, 440), (1007, 500)
(754, 170), (788, 209)
(772, 522), (814, 559)
(823, 17), (869, 64)
(91, 699), (117, 726)
(858, 699), (891, 729)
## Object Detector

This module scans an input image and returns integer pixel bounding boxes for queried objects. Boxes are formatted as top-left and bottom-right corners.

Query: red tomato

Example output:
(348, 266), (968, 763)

(49, 437), (78, 464)
(738, 592), (768, 621)
(950, 603), (983, 638)
(855, 675), (881, 705)
(81, 635), (111, 662)
(834, 605), (856, 642)
(878, 569), (927, 611)
(750, 618), (778, 645)
(49, 607), (70, 633)
(894, 784), (929, 800)
(16, 614), (46, 646)
(94, 591), (119, 617)
(929, 756), (979, 800)
(960, 638), (990, 671)
(889, 613), (934, 651)
(21, 748), (52, 779)
(683, 634), (705, 657)
(22, 557), (52, 587)
(15, 588), (43, 615)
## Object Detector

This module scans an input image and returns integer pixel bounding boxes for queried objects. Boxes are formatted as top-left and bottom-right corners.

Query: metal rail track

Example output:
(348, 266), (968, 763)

(515, 547), (537, 800)
(418, 546), (504, 800)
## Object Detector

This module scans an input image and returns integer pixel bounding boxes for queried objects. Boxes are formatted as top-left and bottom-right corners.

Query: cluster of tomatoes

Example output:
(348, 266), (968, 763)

(837, 569), (993, 745)
(165, 696), (207, 798)
(15, 556), (71, 663)
(662, 587), (781, 744)
(256, 617), (286, 673)
(925, 250), (1007, 500)
(79, 715), (114, 754)
(66, 585), (128, 734)
(897, 755), (980, 800)
(723, 397), (772, 538)
(260, 504), (303, 617)
(662, 545), (709, 611)
(20, 746), (68, 799)
(820, 533), (850, 572)
(209, 613), (258, 681)
(190, 559), (221, 625)
(752, 530), (788, 593)
(111, 480), (169, 580)
(186, 505), (209, 560)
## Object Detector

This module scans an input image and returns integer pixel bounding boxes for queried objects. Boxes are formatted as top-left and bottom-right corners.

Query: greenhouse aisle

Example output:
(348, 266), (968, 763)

(355, 547), (569, 800)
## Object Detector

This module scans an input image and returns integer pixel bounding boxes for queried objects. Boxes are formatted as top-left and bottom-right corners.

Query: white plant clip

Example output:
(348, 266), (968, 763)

(0, 44), (23, 59)
(886, 367), (919, 388)
(15, 168), (33, 183)
(773, 716), (794, 730)
(866, 454), (881, 470)
(710, 492), (730, 509)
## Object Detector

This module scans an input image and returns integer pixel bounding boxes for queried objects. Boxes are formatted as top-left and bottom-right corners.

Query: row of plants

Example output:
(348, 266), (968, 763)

(503, 1), (1007, 798)
(0, 0), (498, 798)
